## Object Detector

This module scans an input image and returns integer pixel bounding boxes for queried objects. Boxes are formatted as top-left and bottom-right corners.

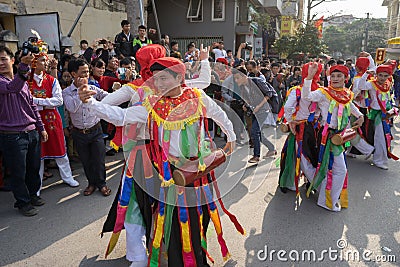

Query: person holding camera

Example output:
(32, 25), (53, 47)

(235, 42), (253, 61)
(234, 67), (278, 163)
(0, 46), (48, 216)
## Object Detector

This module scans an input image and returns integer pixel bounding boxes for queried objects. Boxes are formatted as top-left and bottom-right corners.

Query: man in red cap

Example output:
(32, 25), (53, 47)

(357, 64), (398, 170)
(78, 56), (242, 266)
(345, 55), (376, 158)
(279, 62), (323, 194)
(302, 63), (364, 212)
(89, 44), (210, 267)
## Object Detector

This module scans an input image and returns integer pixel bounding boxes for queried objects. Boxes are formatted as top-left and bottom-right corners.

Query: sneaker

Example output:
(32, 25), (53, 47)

(63, 178), (80, 187)
(19, 205), (38, 216)
(263, 150), (277, 158)
(31, 196), (45, 206)
(375, 164), (388, 170)
(248, 156), (260, 163)
(236, 140), (244, 146)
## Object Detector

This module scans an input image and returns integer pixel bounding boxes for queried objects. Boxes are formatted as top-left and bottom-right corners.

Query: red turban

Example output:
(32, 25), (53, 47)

(376, 65), (392, 74)
(330, 65), (349, 77)
(216, 58), (229, 65)
(355, 57), (369, 73)
(301, 62), (322, 91)
(135, 44), (166, 82)
(150, 57), (186, 80)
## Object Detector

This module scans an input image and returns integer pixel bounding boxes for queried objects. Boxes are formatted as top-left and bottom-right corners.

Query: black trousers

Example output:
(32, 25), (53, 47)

(0, 130), (41, 208)
(72, 126), (106, 188)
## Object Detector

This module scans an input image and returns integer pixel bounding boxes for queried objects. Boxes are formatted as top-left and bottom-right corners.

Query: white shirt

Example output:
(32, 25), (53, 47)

(62, 82), (108, 129)
(302, 80), (362, 129)
(358, 80), (387, 111)
(284, 87), (317, 122)
(86, 88), (236, 157)
(351, 73), (370, 108)
(213, 48), (227, 61)
(32, 73), (63, 111)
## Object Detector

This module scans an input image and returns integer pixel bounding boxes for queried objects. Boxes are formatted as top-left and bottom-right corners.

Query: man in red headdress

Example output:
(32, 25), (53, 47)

(346, 54), (376, 158)
(82, 45), (212, 267)
(357, 64), (398, 170)
(30, 52), (79, 193)
(303, 63), (365, 212)
(279, 62), (323, 194)
(79, 56), (242, 266)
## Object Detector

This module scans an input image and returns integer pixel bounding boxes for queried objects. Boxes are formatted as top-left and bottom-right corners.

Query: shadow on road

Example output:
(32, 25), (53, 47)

(0, 156), (125, 266)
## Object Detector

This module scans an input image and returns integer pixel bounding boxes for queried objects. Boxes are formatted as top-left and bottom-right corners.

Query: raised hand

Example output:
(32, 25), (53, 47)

(306, 62), (319, 80)
(199, 44), (210, 61)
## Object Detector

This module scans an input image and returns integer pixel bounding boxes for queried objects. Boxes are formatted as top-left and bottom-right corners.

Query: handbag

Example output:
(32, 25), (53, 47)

(172, 148), (227, 186)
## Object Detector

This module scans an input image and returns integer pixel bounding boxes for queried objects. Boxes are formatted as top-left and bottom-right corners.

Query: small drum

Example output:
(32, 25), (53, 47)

(331, 128), (357, 145)
(172, 149), (227, 186)
(280, 123), (290, 133)
(386, 107), (398, 120)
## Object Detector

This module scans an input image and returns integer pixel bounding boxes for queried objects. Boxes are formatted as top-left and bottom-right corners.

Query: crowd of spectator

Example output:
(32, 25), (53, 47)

(0, 17), (367, 217)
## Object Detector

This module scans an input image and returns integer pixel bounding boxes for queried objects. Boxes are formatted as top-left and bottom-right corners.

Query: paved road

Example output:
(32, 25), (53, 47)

(0, 123), (399, 267)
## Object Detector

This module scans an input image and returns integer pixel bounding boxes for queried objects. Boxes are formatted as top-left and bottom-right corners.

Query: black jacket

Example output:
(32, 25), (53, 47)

(114, 31), (134, 58)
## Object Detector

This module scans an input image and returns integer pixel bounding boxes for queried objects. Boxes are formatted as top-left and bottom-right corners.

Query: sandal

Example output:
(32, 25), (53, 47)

(99, 186), (111, 197)
(83, 185), (96, 196)
(44, 171), (53, 178)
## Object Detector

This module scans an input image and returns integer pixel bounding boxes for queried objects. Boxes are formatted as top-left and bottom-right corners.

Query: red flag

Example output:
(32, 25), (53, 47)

(315, 16), (324, 38)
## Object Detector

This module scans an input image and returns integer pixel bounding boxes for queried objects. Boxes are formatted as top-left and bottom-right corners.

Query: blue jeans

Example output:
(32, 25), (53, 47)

(251, 115), (275, 157)
(0, 130), (41, 208)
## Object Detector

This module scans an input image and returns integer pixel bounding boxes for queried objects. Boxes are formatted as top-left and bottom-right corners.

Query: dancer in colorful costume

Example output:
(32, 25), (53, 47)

(303, 64), (365, 212)
(358, 65), (398, 170)
(279, 62), (322, 194)
(100, 44), (212, 267)
(101, 45), (165, 267)
(80, 57), (244, 266)
(347, 54), (376, 157)
(29, 40), (79, 191)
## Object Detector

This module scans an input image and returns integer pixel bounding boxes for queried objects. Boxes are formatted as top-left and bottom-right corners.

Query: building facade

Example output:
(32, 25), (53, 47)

(382, 0), (399, 38)
(148, 0), (288, 59)
(0, 0), (128, 53)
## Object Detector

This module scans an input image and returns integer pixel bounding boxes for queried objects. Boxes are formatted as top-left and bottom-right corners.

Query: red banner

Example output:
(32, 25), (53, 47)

(315, 16), (324, 38)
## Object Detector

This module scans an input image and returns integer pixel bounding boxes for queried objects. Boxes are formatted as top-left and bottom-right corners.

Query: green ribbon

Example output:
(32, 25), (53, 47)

(163, 186), (176, 250)
(279, 134), (296, 188)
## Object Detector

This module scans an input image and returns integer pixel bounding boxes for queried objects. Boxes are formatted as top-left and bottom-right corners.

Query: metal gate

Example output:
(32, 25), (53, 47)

(172, 36), (223, 55)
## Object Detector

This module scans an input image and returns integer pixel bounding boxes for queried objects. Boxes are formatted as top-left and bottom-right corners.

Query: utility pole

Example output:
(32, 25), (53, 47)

(364, 12), (370, 51)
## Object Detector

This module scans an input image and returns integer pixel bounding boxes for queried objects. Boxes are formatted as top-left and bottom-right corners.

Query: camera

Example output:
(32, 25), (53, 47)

(21, 37), (40, 57)
(118, 67), (126, 80)
(244, 42), (252, 50)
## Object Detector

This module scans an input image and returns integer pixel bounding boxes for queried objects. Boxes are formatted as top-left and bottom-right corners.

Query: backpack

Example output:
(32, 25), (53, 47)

(250, 77), (281, 114)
